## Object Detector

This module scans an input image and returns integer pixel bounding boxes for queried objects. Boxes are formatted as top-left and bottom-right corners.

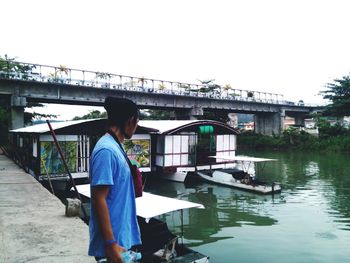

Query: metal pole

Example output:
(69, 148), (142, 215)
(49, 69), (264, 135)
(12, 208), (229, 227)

(41, 159), (55, 195)
(46, 120), (87, 218)
(69, 69), (72, 84)
(181, 209), (184, 245)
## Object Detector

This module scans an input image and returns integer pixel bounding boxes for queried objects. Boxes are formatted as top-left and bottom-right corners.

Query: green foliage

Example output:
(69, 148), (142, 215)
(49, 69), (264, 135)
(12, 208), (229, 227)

(0, 96), (10, 146)
(238, 132), (287, 150)
(95, 72), (112, 80)
(247, 91), (254, 98)
(141, 109), (171, 120)
(0, 54), (36, 79)
(197, 79), (221, 94)
(312, 113), (349, 138)
(282, 127), (299, 145)
(318, 123), (348, 138)
(321, 74), (350, 117)
(239, 128), (350, 153)
(72, 110), (107, 120)
(0, 54), (56, 129)
(202, 110), (229, 123)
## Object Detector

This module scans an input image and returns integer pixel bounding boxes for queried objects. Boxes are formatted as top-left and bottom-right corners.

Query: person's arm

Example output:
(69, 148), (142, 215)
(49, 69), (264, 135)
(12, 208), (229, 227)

(92, 186), (125, 263)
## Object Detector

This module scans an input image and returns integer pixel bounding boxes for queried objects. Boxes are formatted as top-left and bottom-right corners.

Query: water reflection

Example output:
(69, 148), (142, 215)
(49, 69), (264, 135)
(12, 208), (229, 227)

(240, 150), (350, 231)
(145, 179), (279, 247)
(144, 151), (350, 262)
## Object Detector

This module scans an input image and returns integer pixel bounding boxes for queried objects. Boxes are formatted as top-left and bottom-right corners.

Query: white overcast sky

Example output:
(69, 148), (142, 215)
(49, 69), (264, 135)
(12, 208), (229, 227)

(2, 0), (350, 120)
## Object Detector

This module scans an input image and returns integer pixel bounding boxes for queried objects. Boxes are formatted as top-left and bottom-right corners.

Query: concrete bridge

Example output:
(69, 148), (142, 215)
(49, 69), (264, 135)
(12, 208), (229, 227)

(0, 62), (323, 135)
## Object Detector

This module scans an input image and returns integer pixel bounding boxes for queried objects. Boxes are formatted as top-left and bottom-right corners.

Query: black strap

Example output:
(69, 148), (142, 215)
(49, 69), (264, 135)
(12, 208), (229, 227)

(107, 130), (136, 176)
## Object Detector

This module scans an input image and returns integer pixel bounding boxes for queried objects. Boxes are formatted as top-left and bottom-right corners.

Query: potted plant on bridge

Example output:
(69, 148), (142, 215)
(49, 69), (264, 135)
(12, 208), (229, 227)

(158, 83), (166, 92)
(138, 77), (148, 90)
(48, 65), (69, 84)
(247, 91), (254, 100)
(95, 72), (112, 88)
(222, 84), (232, 98)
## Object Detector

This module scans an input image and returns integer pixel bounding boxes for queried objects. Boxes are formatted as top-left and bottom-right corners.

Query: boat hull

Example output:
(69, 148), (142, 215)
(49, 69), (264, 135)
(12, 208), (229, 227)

(137, 217), (209, 263)
(197, 170), (281, 194)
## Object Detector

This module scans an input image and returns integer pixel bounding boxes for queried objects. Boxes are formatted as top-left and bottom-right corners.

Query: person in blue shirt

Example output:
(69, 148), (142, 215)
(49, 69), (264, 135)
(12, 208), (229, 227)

(89, 97), (141, 262)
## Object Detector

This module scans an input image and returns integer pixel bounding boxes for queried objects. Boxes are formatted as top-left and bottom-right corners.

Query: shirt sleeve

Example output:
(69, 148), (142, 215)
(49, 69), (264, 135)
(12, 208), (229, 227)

(90, 148), (115, 186)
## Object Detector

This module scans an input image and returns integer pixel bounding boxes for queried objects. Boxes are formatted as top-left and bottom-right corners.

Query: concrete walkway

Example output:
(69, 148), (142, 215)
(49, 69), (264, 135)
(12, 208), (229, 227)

(0, 154), (94, 263)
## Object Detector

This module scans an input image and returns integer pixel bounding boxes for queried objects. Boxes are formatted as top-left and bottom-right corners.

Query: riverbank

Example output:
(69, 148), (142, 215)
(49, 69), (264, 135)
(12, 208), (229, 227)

(0, 154), (94, 263)
(238, 131), (350, 152)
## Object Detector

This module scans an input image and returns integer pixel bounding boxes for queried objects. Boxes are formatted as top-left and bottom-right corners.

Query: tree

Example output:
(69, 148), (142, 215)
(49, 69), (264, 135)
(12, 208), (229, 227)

(0, 54), (36, 79)
(0, 55), (57, 147)
(247, 91), (254, 98)
(0, 95), (11, 146)
(138, 77), (147, 88)
(141, 109), (170, 120)
(72, 110), (107, 120)
(202, 110), (229, 123)
(48, 65), (69, 83)
(222, 84), (232, 97)
(96, 72), (112, 83)
(197, 79), (221, 94)
(158, 83), (166, 90)
(321, 74), (350, 117)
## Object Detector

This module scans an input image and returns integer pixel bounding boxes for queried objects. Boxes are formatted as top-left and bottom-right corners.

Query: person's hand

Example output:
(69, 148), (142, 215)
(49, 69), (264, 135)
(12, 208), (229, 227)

(105, 243), (125, 263)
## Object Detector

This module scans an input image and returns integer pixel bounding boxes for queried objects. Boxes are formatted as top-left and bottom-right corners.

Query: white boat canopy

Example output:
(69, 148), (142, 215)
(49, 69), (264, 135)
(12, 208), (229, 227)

(9, 119), (99, 133)
(209, 155), (277, 162)
(75, 184), (204, 221)
(10, 119), (237, 135)
(139, 120), (239, 135)
(10, 118), (157, 134)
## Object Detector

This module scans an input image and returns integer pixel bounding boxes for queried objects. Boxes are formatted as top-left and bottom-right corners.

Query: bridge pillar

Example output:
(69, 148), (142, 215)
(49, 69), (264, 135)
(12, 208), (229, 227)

(254, 111), (284, 135)
(10, 96), (26, 129)
(170, 106), (203, 120)
(294, 115), (305, 126)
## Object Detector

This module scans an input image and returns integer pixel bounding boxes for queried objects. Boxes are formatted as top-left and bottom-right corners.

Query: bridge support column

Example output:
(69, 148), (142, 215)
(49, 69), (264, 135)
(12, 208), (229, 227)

(254, 111), (284, 135)
(294, 115), (305, 126)
(170, 106), (203, 120)
(10, 96), (26, 129)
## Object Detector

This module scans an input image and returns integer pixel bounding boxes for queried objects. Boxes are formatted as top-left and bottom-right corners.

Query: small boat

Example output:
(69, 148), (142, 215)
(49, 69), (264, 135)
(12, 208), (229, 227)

(196, 155), (281, 194)
(75, 185), (210, 263)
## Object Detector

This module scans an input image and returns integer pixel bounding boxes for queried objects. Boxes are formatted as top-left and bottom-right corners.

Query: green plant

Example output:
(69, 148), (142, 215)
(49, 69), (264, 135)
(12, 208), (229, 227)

(96, 72), (112, 80)
(158, 83), (166, 90)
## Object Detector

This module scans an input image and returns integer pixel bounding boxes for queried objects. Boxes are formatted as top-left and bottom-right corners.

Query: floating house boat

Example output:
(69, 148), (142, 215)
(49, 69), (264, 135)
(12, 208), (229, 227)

(141, 120), (239, 182)
(9, 119), (239, 185)
(10, 118), (279, 194)
(8, 119), (156, 189)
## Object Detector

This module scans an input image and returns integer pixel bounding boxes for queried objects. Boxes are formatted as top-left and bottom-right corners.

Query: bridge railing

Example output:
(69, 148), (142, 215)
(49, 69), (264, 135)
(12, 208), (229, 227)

(0, 61), (288, 105)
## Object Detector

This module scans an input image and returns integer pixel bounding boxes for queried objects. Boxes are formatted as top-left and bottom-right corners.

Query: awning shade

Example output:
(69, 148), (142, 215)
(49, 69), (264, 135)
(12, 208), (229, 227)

(75, 184), (204, 221)
(209, 155), (277, 162)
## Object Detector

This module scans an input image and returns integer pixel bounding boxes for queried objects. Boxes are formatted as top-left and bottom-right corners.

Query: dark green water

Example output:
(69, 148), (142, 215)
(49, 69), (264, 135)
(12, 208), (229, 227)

(145, 151), (350, 263)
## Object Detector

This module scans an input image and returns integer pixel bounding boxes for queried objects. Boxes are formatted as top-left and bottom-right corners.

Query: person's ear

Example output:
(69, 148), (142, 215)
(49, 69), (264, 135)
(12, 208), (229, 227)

(126, 117), (134, 127)
(131, 116), (138, 125)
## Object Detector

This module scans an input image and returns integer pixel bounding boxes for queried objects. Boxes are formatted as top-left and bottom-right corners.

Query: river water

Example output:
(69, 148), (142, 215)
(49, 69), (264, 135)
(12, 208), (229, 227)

(144, 150), (350, 263)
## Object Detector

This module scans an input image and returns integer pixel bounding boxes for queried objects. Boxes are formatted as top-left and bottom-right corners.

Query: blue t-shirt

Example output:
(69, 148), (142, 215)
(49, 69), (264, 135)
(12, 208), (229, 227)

(88, 134), (141, 257)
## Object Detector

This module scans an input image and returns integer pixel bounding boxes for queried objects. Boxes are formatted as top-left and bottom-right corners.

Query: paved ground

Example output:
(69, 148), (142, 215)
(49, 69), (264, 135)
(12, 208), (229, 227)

(0, 154), (94, 263)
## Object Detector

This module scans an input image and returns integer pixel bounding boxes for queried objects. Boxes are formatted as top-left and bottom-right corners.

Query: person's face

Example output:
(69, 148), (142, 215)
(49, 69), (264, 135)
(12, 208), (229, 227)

(124, 116), (139, 139)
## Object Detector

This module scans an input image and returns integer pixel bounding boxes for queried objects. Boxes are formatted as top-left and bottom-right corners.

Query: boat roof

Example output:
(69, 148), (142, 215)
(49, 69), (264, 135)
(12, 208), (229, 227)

(210, 155), (277, 162)
(10, 119), (239, 135)
(139, 120), (239, 135)
(139, 120), (199, 134)
(9, 118), (157, 134)
(75, 184), (204, 221)
(9, 119), (98, 133)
